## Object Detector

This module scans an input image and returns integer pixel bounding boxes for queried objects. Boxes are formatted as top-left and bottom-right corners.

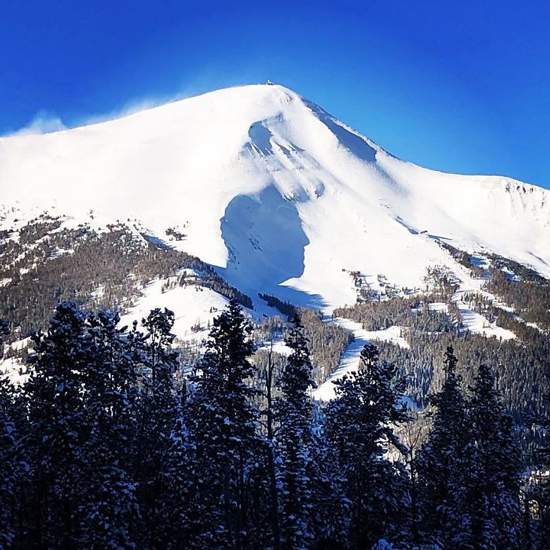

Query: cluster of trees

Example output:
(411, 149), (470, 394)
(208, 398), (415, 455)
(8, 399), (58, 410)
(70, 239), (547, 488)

(334, 296), (458, 334)
(1, 300), (547, 548)
(334, 280), (550, 453)
(486, 269), (550, 330)
(256, 296), (353, 385)
(298, 309), (353, 385)
(377, 330), (550, 426)
(423, 265), (460, 301)
(0, 217), (251, 346)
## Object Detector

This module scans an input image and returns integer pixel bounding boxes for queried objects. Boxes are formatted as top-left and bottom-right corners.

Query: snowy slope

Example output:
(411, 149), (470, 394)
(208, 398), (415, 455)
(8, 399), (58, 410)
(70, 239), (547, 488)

(1, 83), (549, 314)
(313, 318), (410, 401)
(120, 275), (230, 342)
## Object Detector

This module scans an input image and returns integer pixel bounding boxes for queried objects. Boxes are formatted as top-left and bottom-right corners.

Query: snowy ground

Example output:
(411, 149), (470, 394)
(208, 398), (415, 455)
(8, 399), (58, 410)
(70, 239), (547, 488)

(120, 277), (230, 343)
(453, 294), (516, 341)
(313, 318), (409, 401)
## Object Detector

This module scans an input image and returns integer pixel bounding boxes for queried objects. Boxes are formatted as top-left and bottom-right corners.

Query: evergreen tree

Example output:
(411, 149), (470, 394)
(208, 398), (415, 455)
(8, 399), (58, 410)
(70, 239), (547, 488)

(78, 309), (140, 549)
(275, 318), (315, 549)
(416, 346), (474, 547)
(259, 323), (282, 549)
(160, 383), (196, 548)
(24, 302), (93, 547)
(186, 299), (260, 547)
(308, 412), (350, 549)
(0, 298), (541, 548)
(468, 362), (523, 548)
(325, 342), (409, 549)
(535, 382), (550, 547)
(135, 308), (181, 547)
(0, 318), (25, 548)
(0, 373), (19, 548)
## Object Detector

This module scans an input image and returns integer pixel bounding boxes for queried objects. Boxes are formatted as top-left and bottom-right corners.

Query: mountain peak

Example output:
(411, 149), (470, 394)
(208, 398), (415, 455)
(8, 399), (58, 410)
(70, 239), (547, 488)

(1, 84), (549, 310)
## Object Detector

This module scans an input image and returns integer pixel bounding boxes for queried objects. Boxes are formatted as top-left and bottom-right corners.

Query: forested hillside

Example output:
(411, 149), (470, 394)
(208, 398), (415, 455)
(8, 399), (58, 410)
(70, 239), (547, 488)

(1, 301), (549, 548)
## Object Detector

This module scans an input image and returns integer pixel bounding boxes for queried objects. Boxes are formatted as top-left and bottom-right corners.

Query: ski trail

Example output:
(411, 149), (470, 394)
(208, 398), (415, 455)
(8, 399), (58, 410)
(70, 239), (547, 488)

(313, 318), (369, 401)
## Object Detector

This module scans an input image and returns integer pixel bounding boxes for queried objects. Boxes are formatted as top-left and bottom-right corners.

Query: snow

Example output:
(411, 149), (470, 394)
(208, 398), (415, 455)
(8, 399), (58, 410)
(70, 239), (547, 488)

(452, 290), (516, 341)
(257, 337), (293, 357)
(313, 318), (409, 401)
(428, 302), (449, 313)
(457, 303), (515, 340)
(120, 276), (230, 342)
(1, 83), (549, 336)
(4, 336), (31, 352)
(364, 325), (410, 349)
(0, 356), (29, 385)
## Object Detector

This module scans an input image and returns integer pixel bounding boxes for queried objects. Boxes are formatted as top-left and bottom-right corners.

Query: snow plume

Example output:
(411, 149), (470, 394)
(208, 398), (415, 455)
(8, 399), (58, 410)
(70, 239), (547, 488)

(9, 110), (66, 135)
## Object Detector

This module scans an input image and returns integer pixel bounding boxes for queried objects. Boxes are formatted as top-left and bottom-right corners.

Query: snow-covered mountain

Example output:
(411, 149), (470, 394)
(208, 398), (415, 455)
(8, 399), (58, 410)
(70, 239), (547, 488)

(1, 83), (549, 314)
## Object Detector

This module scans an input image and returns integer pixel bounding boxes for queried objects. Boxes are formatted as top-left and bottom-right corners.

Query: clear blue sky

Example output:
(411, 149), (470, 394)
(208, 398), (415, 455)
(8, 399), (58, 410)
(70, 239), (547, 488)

(2, 0), (549, 187)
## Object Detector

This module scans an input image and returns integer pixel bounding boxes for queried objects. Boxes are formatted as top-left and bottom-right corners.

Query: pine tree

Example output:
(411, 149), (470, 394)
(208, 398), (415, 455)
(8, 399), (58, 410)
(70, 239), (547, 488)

(135, 308), (180, 547)
(159, 382), (196, 547)
(325, 342), (409, 549)
(186, 299), (260, 547)
(0, 318), (25, 548)
(260, 322), (282, 549)
(275, 318), (315, 549)
(468, 363), (523, 548)
(24, 302), (93, 547)
(308, 411), (350, 549)
(416, 346), (474, 547)
(78, 309), (140, 549)
(533, 383), (550, 547)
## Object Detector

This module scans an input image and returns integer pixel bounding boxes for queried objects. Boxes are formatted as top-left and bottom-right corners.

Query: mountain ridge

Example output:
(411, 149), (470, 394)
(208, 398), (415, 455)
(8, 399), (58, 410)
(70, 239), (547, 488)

(1, 83), (549, 312)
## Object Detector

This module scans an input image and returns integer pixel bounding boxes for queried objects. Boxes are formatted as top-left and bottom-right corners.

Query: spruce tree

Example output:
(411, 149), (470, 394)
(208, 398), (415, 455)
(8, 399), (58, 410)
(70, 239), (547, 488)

(275, 318), (315, 549)
(135, 308), (180, 547)
(24, 302), (93, 547)
(186, 299), (260, 547)
(78, 309), (140, 549)
(416, 346), (474, 547)
(468, 363), (522, 548)
(0, 373), (19, 548)
(325, 342), (408, 548)
(308, 412), (350, 549)
(0, 319), (24, 548)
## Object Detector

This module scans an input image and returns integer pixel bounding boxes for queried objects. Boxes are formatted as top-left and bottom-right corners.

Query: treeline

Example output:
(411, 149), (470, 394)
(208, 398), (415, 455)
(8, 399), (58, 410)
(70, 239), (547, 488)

(377, 331), (550, 424)
(1, 301), (549, 548)
(334, 290), (550, 439)
(334, 296), (459, 333)
(0, 217), (251, 344)
(486, 269), (550, 330)
(257, 294), (353, 385)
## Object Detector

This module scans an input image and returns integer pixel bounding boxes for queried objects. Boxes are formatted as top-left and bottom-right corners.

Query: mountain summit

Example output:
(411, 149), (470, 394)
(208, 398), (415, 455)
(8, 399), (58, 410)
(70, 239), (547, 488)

(1, 84), (549, 308)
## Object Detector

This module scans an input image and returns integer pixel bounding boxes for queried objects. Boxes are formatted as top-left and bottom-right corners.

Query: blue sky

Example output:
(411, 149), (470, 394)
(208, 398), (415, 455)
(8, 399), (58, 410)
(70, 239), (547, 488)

(2, 0), (549, 187)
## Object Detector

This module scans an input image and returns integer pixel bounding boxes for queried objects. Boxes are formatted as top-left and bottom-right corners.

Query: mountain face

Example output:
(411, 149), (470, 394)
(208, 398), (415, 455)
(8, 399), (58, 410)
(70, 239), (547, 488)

(1, 84), (549, 314)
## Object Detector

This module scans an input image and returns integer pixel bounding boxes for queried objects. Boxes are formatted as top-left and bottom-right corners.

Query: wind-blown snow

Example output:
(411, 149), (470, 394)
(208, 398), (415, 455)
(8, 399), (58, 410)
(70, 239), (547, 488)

(1, 83), (549, 312)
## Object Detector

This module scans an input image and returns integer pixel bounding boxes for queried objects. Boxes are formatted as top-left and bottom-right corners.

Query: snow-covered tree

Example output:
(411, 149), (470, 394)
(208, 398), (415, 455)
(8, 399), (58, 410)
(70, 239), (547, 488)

(186, 299), (261, 547)
(0, 319), (26, 548)
(275, 319), (315, 549)
(416, 346), (474, 548)
(24, 302), (93, 547)
(468, 363), (523, 548)
(307, 412), (350, 548)
(78, 309), (140, 549)
(134, 308), (181, 547)
(325, 342), (409, 548)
